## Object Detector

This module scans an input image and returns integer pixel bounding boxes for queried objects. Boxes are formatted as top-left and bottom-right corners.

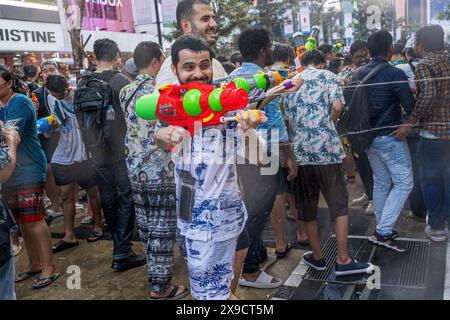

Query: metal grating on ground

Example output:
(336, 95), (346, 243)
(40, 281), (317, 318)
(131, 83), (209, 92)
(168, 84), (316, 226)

(397, 241), (429, 288)
(304, 236), (337, 281)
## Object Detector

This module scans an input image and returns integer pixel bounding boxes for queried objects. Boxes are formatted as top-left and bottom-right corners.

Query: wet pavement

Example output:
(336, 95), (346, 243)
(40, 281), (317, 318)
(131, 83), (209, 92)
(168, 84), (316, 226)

(13, 177), (449, 300)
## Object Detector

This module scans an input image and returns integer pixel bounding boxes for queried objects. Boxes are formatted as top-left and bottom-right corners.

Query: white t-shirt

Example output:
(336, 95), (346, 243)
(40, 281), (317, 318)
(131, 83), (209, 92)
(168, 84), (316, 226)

(395, 63), (416, 91)
(155, 56), (227, 89)
(51, 88), (88, 165)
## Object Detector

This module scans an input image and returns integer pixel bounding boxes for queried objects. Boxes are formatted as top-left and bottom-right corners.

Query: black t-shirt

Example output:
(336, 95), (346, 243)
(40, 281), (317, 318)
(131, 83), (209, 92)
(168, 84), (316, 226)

(99, 71), (130, 164)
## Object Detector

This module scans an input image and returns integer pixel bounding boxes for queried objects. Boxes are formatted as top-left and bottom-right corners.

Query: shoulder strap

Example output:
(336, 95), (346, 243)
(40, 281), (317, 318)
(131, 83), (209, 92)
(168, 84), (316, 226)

(103, 70), (121, 83)
(124, 78), (152, 114)
(360, 62), (390, 85)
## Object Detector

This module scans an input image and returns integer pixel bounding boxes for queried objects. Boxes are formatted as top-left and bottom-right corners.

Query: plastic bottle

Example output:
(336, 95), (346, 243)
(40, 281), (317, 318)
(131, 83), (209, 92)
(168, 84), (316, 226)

(106, 105), (115, 121)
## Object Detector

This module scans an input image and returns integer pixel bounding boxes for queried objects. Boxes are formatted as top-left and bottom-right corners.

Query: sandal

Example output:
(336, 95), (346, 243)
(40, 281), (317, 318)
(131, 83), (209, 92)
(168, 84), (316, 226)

(150, 285), (189, 300)
(275, 243), (293, 259)
(52, 240), (79, 253)
(15, 270), (42, 283)
(32, 273), (60, 289)
(87, 231), (103, 242)
(238, 271), (283, 289)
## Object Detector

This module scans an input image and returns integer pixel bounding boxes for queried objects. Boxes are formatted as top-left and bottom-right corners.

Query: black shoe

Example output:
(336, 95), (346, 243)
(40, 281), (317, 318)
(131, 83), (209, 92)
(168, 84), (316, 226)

(112, 253), (146, 271)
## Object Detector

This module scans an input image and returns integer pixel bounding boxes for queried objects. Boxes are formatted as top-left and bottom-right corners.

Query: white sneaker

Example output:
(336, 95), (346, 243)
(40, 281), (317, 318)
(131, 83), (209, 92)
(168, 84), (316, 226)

(364, 201), (374, 215)
(75, 203), (84, 211)
(424, 225), (447, 242)
(352, 193), (369, 206)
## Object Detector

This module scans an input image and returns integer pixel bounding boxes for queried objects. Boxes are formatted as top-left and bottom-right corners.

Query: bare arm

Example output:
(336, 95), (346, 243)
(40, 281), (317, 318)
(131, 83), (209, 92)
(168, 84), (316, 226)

(331, 100), (344, 124)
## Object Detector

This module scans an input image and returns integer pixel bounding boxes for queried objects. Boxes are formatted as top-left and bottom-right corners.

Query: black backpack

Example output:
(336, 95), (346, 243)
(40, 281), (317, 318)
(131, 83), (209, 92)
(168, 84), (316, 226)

(337, 63), (389, 153)
(74, 71), (118, 162)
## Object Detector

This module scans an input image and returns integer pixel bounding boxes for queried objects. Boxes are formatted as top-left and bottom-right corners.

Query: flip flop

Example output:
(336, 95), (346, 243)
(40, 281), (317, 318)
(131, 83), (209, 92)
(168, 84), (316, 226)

(87, 231), (103, 242)
(32, 273), (60, 289)
(15, 270), (42, 283)
(275, 243), (293, 259)
(53, 240), (79, 253)
(149, 285), (189, 300)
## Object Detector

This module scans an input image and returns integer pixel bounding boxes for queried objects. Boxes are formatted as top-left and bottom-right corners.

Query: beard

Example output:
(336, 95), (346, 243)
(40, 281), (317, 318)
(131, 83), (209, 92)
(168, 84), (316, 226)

(191, 24), (217, 45)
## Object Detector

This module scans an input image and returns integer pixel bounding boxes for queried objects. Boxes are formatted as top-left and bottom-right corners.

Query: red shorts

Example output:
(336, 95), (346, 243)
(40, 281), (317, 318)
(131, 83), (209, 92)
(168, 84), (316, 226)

(2, 182), (46, 223)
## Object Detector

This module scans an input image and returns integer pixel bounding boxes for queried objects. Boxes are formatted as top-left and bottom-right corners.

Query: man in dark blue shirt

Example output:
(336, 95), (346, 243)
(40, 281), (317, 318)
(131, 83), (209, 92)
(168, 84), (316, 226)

(350, 31), (415, 251)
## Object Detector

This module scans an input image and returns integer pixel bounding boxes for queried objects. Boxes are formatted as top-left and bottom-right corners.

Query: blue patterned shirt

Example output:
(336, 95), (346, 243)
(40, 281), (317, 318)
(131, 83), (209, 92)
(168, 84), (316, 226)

(174, 125), (247, 242)
(283, 66), (345, 165)
(120, 74), (174, 184)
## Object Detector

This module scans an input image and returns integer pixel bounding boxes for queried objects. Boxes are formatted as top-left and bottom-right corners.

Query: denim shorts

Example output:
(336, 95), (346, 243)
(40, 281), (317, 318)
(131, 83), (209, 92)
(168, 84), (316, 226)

(186, 236), (238, 300)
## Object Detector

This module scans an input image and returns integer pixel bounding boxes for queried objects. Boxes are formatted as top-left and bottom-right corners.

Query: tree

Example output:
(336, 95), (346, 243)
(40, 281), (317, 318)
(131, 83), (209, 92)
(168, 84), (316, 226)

(250, 0), (298, 42)
(352, 0), (402, 40)
(164, 0), (252, 54)
(437, 3), (450, 21)
(60, 0), (86, 76)
(308, 0), (344, 44)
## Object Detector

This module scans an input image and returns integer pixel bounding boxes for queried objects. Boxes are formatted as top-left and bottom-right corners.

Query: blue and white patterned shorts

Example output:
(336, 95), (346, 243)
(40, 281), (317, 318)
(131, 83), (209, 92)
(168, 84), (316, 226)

(186, 236), (238, 300)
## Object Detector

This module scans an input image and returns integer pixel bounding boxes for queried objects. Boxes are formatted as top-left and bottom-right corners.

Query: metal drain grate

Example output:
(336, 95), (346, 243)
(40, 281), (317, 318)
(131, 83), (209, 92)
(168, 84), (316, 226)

(396, 241), (429, 287)
(303, 236), (431, 288)
(305, 236), (338, 281)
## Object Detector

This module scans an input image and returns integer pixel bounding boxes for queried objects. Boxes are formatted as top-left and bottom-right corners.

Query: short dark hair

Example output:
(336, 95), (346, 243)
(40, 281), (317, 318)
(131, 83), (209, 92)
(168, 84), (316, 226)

(350, 40), (368, 55)
(171, 34), (212, 67)
(392, 43), (405, 56)
(45, 74), (68, 94)
(93, 38), (120, 62)
(328, 58), (343, 74)
(301, 49), (325, 67)
(230, 52), (242, 65)
(318, 44), (333, 55)
(176, 0), (211, 29)
(367, 30), (393, 57)
(404, 47), (417, 59)
(415, 25), (445, 52)
(23, 64), (38, 78)
(222, 62), (236, 74)
(272, 43), (295, 63)
(238, 28), (271, 62)
(133, 41), (163, 70)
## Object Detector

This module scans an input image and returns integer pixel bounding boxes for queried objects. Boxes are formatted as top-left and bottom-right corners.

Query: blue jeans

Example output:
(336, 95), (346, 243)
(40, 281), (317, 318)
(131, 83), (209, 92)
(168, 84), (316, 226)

(367, 136), (413, 236)
(417, 138), (450, 230)
(0, 241), (16, 300)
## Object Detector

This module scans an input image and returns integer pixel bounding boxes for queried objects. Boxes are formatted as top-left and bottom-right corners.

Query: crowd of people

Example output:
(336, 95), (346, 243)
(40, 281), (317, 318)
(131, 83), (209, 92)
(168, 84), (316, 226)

(0, 0), (449, 300)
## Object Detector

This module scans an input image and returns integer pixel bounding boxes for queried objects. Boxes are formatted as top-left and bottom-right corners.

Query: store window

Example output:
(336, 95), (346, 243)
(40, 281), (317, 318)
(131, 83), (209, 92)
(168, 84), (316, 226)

(89, 3), (104, 19)
(105, 5), (117, 20)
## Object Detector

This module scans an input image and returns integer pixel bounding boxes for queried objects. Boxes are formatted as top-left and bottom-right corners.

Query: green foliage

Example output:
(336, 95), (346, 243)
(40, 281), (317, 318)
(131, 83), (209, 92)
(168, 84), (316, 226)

(437, 3), (450, 21)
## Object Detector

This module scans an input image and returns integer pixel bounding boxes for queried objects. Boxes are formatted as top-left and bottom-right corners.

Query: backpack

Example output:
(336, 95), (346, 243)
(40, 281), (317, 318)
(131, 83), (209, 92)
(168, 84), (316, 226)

(74, 71), (119, 163)
(337, 63), (389, 153)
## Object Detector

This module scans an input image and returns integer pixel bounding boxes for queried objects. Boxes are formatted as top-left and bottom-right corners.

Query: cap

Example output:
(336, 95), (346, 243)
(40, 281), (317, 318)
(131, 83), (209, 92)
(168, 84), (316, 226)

(124, 58), (138, 77)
